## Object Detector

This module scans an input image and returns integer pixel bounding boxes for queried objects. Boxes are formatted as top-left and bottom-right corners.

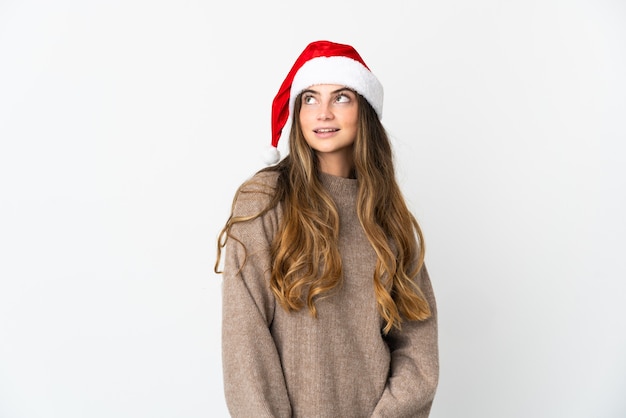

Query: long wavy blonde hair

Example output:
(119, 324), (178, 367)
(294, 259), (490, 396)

(216, 92), (431, 333)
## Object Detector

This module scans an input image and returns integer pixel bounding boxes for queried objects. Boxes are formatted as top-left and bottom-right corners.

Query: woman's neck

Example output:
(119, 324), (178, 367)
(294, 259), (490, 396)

(317, 153), (355, 178)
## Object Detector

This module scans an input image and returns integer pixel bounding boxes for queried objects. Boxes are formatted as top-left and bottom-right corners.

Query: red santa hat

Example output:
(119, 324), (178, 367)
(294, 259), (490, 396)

(264, 40), (384, 165)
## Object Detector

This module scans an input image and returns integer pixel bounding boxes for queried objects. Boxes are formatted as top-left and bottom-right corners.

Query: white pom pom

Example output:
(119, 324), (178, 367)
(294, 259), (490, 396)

(262, 146), (281, 165)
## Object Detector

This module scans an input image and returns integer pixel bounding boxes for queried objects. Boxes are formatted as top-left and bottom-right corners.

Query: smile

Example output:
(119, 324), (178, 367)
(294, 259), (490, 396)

(314, 128), (339, 133)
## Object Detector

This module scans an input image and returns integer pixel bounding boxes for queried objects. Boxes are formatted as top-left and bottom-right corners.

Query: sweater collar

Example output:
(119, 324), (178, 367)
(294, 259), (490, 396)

(318, 171), (358, 198)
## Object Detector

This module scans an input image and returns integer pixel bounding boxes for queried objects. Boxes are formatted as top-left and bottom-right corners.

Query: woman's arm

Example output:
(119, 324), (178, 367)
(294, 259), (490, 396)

(221, 178), (292, 418)
(371, 265), (439, 418)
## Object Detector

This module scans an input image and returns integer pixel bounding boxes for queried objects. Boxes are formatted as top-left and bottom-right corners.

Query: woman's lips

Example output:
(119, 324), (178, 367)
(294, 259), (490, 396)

(313, 128), (339, 134)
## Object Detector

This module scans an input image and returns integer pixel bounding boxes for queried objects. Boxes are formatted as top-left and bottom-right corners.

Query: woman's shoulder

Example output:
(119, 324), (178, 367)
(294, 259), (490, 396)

(232, 169), (281, 216)
(239, 170), (280, 193)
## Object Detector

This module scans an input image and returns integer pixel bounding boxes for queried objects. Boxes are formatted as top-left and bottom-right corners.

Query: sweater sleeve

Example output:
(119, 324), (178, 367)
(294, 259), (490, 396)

(221, 175), (292, 418)
(372, 265), (439, 418)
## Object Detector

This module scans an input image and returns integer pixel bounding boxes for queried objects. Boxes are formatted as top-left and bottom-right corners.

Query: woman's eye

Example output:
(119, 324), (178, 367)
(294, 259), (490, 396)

(336, 93), (351, 103)
(303, 95), (318, 105)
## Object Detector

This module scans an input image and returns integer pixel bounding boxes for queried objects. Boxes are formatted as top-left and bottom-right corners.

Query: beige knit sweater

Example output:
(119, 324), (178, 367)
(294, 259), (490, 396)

(221, 171), (438, 418)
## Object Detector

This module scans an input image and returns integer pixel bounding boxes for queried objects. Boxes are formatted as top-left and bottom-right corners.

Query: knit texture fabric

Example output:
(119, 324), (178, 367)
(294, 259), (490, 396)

(221, 171), (439, 418)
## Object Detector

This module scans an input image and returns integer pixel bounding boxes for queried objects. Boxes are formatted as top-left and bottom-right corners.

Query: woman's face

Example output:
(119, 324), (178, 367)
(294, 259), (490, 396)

(298, 84), (358, 165)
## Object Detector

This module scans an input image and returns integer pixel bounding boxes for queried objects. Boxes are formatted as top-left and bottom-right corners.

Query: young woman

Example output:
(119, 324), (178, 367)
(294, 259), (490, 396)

(215, 40), (438, 417)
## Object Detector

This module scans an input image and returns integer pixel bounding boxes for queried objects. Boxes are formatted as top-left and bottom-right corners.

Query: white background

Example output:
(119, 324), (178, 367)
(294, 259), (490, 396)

(1, 1), (625, 417)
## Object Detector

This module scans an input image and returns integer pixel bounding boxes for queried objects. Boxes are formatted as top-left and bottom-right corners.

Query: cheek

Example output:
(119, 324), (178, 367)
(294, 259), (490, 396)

(298, 109), (312, 131)
(344, 108), (359, 127)
(298, 112), (314, 143)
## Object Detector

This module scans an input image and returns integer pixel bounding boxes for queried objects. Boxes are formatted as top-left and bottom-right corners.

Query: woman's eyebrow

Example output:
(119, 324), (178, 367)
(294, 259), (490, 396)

(301, 87), (352, 95)
(332, 87), (352, 94)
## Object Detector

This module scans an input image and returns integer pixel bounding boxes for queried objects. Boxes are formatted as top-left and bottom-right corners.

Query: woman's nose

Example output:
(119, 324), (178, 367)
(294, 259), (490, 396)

(317, 102), (334, 120)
